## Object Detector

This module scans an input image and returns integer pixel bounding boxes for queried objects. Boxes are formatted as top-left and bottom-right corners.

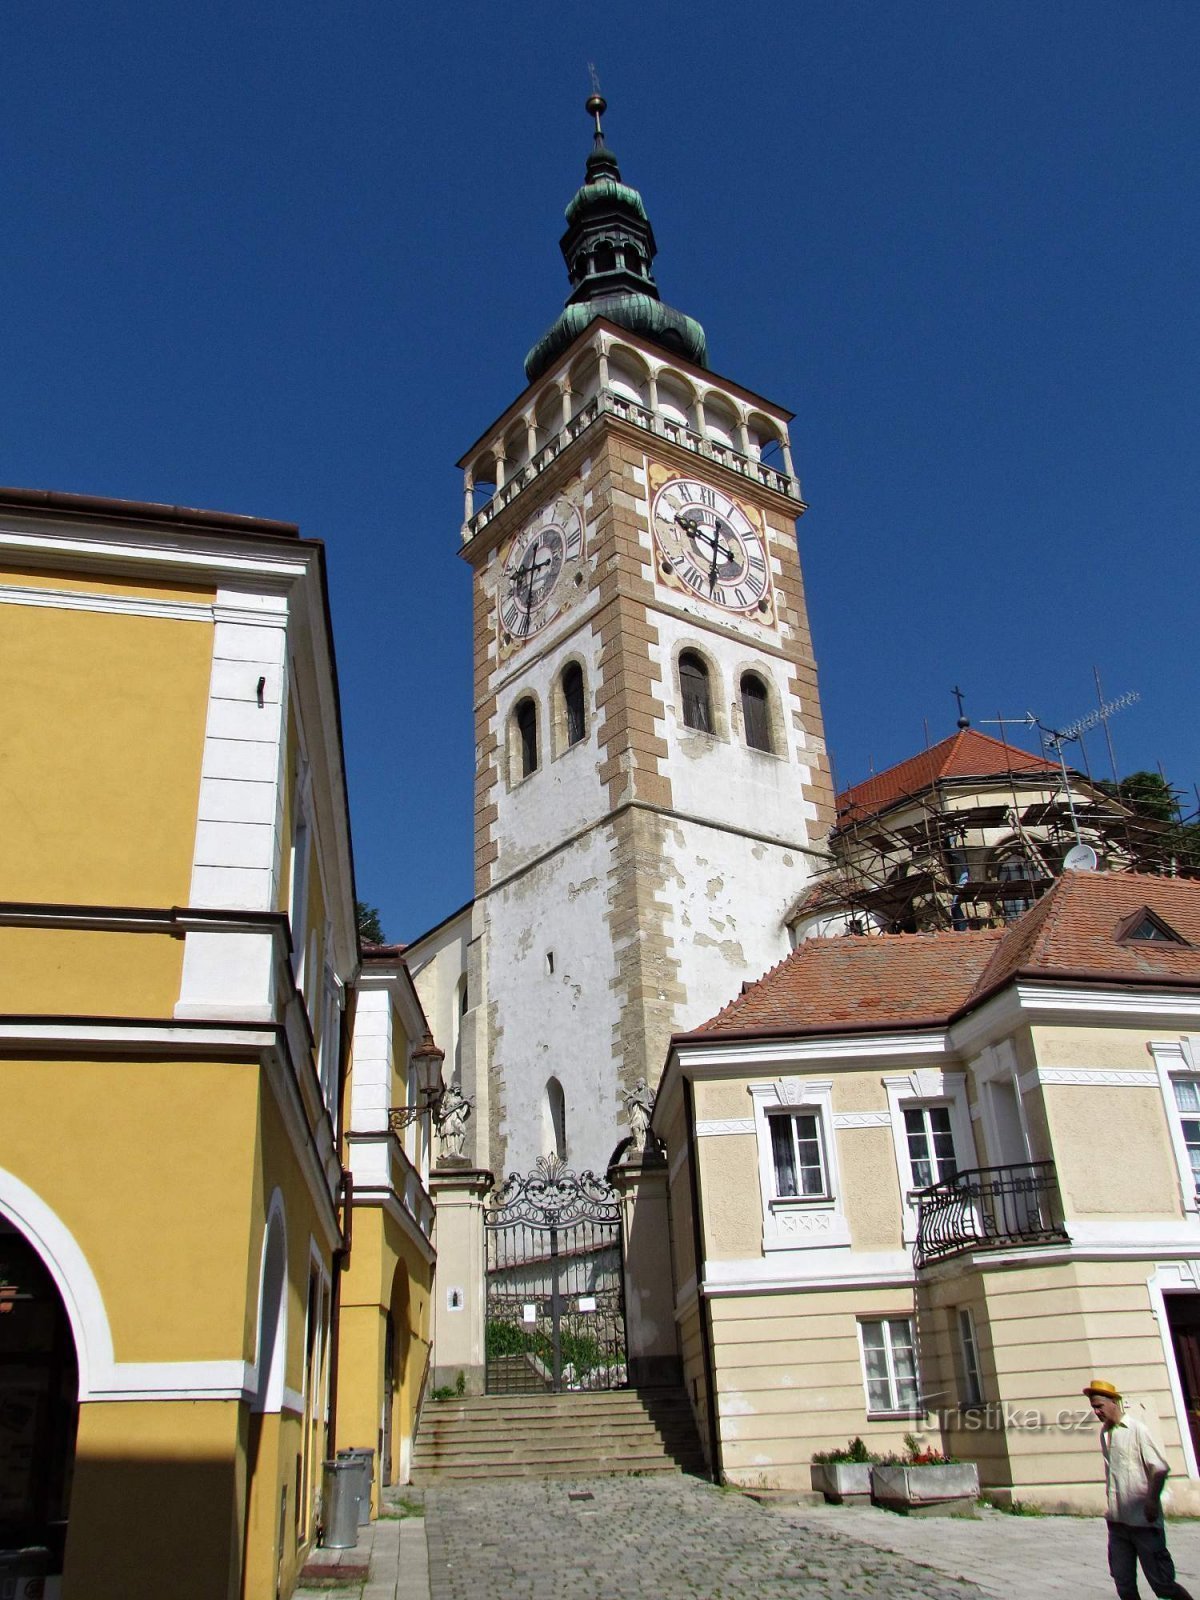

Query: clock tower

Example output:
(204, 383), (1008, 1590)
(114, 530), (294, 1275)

(453, 97), (833, 1177)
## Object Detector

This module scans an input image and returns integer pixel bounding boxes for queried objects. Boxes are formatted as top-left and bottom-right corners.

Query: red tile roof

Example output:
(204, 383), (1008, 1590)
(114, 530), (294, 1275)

(685, 872), (1200, 1043)
(836, 728), (1060, 823)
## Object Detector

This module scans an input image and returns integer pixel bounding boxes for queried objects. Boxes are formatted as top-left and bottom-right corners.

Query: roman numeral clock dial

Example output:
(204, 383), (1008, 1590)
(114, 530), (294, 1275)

(498, 495), (585, 651)
(650, 474), (774, 620)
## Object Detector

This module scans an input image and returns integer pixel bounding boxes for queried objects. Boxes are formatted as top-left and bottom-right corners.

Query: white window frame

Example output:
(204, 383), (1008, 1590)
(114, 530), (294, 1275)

(749, 1080), (850, 1252)
(856, 1314), (922, 1417)
(1149, 1037), (1200, 1217)
(883, 1070), (973, 1244)
(958, 1306), (983, 1407)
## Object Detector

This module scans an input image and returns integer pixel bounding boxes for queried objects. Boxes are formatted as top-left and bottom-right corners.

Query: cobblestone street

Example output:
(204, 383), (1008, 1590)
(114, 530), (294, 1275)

(423, 1476), (985, 1600)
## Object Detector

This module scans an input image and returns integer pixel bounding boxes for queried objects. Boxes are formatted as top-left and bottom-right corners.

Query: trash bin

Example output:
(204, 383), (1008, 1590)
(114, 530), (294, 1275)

(320, 1460), (360, 1550)
(337, 1447), (375, 1526)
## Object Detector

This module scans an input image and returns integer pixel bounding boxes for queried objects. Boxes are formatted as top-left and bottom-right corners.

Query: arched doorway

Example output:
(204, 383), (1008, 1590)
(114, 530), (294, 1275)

(385, 1262), (411, 1485)
(0, 1217), (79, 1581)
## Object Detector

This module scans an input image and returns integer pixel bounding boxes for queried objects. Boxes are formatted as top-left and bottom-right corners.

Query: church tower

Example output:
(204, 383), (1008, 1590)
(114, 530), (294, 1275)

(455, 97), (834, 1177)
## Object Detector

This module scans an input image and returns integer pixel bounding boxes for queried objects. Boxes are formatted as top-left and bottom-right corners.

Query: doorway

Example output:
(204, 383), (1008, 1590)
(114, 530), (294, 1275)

(0, 1220), (78, 1580)
(1165, 1294), (1200, 1462)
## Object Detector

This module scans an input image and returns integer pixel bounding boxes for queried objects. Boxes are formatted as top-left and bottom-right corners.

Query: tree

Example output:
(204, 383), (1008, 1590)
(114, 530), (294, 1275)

(356, 901), (386, 946)
(1096, 770), (1178, 824)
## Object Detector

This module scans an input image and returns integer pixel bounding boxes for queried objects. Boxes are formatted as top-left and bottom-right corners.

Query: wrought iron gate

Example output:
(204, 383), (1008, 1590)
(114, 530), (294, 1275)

(484, 1155), (627, 1395)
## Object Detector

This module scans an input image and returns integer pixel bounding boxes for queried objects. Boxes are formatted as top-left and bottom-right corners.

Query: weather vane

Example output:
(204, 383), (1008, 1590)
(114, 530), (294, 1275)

(586, 63), (606, 138)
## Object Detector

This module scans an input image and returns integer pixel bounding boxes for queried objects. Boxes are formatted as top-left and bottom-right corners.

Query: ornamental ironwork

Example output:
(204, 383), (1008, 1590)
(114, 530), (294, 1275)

(914, 1160), (1069, 1268)
(486, 1155), (621, 1230)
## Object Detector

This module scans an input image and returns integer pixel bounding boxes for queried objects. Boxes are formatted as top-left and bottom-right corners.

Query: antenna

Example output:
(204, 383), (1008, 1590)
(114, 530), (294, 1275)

(980, 690), (1139, 848)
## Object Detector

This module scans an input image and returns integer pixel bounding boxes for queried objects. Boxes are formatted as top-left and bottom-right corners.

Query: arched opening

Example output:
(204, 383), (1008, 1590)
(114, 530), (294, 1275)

(454, 974), (468, 1082)
(562, 663), (586, 747)
(0, 1219), (78, 1580)
(515, 698), (538, 778)
(994, 851), (1037, 922)
(679, 651), (713, 734)
(386, 1262), (412, 1484)
(740, 672), (772, 753)
(543, 1078), (567, 1160)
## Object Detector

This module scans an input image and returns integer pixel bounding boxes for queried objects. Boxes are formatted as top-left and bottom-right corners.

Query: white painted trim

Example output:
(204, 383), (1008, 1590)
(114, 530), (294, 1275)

(695, 1118), (754, 1137)
(0, 527), (310, 585)
(833, 1111), (893, 1129)
(678, 1030), (950, 1073)
(0, 583), (212, 622)
(1147, 1262), (1200, 1480)
(0, 1166), (263, 1403)
(1030, 1068), (1159, 1087)
(1149, 1039), (1200, 1218)
(882, 1071), (973, 1246)
(703, 1249), (915, 1294)
(251, 1190), (288, 1414)
(748, 1081), (851, 1253)
(0, 1021), (277, 1049)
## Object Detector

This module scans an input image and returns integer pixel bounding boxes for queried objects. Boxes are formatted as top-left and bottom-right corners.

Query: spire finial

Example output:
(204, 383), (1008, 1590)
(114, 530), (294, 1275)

(586, 64), (607, 145)
(952, 685), (970, 729)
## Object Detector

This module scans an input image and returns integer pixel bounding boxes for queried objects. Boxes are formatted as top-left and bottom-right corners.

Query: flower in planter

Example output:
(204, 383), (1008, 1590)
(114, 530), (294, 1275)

(812, 1436), (879, 1465)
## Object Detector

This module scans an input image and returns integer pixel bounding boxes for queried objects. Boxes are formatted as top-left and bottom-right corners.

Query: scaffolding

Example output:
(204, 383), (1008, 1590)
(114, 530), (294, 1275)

(801, 753), (1200, 937)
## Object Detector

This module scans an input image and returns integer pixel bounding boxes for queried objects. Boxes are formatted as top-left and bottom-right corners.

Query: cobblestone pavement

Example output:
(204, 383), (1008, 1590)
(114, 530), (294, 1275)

(422, 1475), (986, 1600)
(779, 1501), (1200, 1600)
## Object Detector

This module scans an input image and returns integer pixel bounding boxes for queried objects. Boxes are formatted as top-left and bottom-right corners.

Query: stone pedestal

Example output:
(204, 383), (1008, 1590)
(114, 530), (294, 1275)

(610, 1150), (681, 1389)
(429, 1163), (493, 1396)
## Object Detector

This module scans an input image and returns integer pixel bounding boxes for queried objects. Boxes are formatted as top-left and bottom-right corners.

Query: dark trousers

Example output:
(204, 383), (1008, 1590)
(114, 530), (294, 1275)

(1107, 1520), (1195, 1600)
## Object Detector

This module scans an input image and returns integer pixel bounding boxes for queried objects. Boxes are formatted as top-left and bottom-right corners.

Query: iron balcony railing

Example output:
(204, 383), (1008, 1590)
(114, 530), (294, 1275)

(913, 1161), (1069, 1269)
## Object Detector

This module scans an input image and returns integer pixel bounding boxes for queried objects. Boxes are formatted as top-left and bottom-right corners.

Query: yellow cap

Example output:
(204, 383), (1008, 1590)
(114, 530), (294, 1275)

(1083, 1379), (1121, 1400)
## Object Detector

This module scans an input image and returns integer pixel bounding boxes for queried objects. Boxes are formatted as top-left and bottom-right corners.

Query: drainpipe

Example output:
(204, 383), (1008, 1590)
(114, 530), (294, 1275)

(683, 1077), (722, 1484)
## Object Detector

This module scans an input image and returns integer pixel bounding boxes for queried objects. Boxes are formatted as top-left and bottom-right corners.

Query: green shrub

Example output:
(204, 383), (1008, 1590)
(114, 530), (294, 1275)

(812, 1436), (877, 1464)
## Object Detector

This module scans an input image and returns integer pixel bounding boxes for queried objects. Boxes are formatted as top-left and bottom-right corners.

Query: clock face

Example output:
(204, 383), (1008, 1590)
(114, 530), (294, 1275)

(499, 496), (585, 645)
(651, 476), (771, 615)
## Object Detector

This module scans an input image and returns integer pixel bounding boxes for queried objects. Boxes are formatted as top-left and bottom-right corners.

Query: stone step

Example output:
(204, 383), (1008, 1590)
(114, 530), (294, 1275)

(411, 1386), (707, 1485)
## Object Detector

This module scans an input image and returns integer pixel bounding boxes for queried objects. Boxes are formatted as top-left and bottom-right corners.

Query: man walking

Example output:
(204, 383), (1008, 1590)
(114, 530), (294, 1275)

(1084, 1378), (1194, 1600)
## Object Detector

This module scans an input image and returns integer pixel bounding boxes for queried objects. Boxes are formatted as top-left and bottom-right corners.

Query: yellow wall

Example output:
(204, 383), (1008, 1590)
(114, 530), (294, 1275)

(0, 926), (184, 1017)
(65, 1399), (246, 1600)
(0, 602), (211, 905)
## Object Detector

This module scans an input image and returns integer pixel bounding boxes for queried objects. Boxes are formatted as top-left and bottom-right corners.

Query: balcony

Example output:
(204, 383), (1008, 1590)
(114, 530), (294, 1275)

(913, 1161), (1069, 1269)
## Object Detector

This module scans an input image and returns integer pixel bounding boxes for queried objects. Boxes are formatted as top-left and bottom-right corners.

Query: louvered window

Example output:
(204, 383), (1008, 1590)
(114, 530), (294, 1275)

(740, 673), (771, 752)
(679, 652), (712, 733)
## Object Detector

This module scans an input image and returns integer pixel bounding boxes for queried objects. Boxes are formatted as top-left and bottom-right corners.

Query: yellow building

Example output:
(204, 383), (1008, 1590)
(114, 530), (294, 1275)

(0, 487), (358, 1596)
(655, 869), (1200, 1511)
(336, 946), (438, 1505)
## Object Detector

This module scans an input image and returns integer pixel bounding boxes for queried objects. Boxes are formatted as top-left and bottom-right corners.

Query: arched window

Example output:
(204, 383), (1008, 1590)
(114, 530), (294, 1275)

(740, 673), (772, 752)
(544, 1077), (567, 1160)
(563, 662), (586, 747)
(679, 651), (712, 733)
(594, 242), (616, 274)
(516, 697), (538, 777)
(995, 853), (1035, 922)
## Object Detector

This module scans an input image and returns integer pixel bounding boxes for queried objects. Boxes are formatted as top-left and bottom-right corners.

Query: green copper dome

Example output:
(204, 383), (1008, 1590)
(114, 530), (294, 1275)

(524, 97), (708, 383)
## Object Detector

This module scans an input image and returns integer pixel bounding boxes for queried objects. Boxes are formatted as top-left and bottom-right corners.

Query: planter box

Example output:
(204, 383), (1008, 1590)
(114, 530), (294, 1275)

(870, 1462), (979, 1518)
(810, 1461), (873, 1505)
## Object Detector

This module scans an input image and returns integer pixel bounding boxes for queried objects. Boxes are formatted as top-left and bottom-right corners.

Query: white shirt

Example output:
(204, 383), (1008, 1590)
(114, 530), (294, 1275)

(1101, 1414), (1170, 1526)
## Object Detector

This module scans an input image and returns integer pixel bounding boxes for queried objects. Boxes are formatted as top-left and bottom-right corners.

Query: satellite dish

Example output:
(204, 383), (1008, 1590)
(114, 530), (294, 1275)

(1063, 843), (1098, 873)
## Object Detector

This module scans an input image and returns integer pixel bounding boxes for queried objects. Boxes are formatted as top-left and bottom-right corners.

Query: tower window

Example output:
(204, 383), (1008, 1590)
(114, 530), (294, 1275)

(594, 242), (617, 274)
(544, 1077), (567, 1160)
(516, 697), (538, 777)
(740, 673), (772, 753)
(563, 662), (586, 746)
(679, 652), (712, 733)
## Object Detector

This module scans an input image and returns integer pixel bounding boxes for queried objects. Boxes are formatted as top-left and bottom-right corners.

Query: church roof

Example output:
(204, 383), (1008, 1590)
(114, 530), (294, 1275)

(835, 727), (1061, 824)
(683, 871), (1200, 1043)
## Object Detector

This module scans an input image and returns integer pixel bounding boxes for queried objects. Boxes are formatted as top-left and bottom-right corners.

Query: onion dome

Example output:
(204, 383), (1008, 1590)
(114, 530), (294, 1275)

(524, 95), (708, 382)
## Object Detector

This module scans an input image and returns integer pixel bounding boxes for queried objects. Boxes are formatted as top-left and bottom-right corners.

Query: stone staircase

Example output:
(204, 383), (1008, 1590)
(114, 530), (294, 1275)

(411, 1387), (708, 1482)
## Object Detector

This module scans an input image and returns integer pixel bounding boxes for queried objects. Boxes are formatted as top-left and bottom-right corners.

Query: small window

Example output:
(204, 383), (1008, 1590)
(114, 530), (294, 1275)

(563, 663), (586, 747)
(1173, 1080), (1200, 1198)
(593, 243), (617, 274)
(958, 1308), (983, 1406)
(995, 853), (1035, 922)
(1117, 907), (1188, 945)
(679, 651), (712, 733)
(545, 1077), (566, 1160)
(768, 1111), (827, 1199)
(740, 673), (772, 752)
(904, 1106), (957, 1190)
(860, 1317), (919, 1414)
(516, 698), (538, 777)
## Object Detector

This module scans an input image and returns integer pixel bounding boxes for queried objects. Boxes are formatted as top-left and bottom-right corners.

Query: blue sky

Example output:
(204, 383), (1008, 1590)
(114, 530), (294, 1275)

(2, 3), (1196, 941)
